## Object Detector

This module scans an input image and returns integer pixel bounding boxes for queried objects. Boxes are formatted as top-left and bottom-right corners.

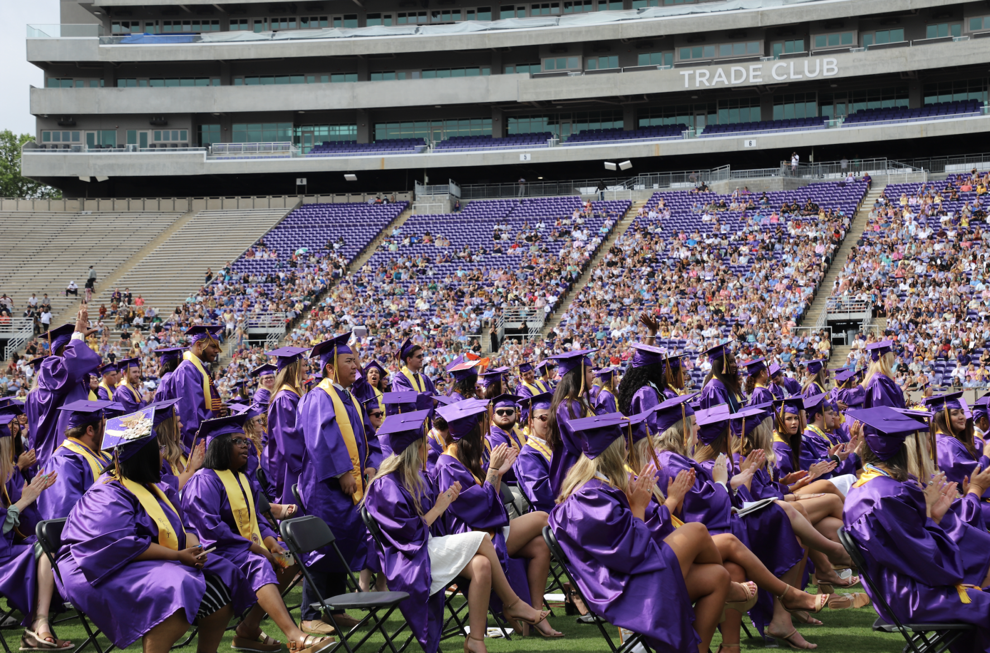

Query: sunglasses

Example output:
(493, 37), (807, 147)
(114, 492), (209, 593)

(495, 409), (516, 417)
(533, 414), (550, 423)
(369, 411), (384, 419)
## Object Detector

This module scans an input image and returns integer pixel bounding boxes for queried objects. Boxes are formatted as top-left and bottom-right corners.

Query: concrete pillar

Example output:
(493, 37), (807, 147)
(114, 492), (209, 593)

(492, 107), (503, 138)
(357, 109), (371, 143)
(220, 114), (232, 143)
(219, 61), (231, 86)
(908, 78), (923, 109)
(491, 51), (503, 74)
(623, 105), (636, 131)
(103, 62), (115, 88)
(760, 94), (774, 122)
(357, 58), (369, 83)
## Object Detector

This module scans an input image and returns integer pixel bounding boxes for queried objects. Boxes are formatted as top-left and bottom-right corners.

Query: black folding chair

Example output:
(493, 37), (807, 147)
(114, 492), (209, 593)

(35, 519), (114, 653)
(254, 490), (303, 612)
(291, 484), (361, 593)
(280, 515), (408, 653)
(838, 528), (975, 653)
(0, 598), (21, 653)
(542, 525), (645, 653)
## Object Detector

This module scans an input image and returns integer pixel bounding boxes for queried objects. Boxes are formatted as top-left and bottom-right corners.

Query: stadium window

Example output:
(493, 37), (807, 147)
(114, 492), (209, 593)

(679, 45), (716, 60)
(500, 5), (526, 18)
(563, 0), (593, 12)
(431, 9), (461, 21)
(585, 56), (618, 70)
(597, 1), (623, 10)
(530, 3), (561, 15)
(923, 79), (988, 104)
(636, 52), (673, 66)
(230, 19), (250, 30)
(862, 29), (904, 47)
(370, 72), (408, 81)
(199, 124), (221, 146)
(543, 57), (580, 71)
(505, 63), (541, 74)
(969, 16), (990, 31)
(508, 116), (551, 135)
(41, 131), (80, 143)
(716, 41), (761, 57)
(299, 16), (329, 28)
(813, 31), (854, 48)
(111, 21), (140, 34)
(772, 93), (817, 120)
(465, 7), (493, 20)
(925, 23), (961, 38)
(331, 73), (358, 83)
(397, 11), (428, 24)
(293, 125), (357, 145)
(639, 103), (712, 129)
(366, 13), (394, 26)
(771, 39), (804, 57)
(232, 123), (293, 143)
(717, 98), (761, 124)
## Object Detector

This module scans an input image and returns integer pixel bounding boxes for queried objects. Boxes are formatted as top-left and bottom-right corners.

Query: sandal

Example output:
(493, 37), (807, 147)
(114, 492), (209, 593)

(825, 592), (871, 610)
(300, 620), (335, 636)
(814, 573), (860, 595)
(780, 586), (829, 619)
(724, 581), (759, 614)
(288, 634), (334, 653)
(18, 630), (72, 652)
(790, 611), (824, 626)
(532, 622), (564, 639)
(232, 631), (282, 653)
(504, 599), (551, 627)
(767, 627), (816, 650)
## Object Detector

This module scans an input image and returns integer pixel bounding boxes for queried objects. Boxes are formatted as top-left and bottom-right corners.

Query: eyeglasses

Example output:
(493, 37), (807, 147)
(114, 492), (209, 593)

(369, 411), (383, 419)
(231, 437), (249, 446)
(533, 414), (550, 423)
(495, 409), (515, 417)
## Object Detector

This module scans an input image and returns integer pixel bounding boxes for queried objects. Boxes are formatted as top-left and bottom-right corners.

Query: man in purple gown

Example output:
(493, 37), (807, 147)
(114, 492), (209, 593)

(152, 347), (184, 403)
(112, 358), (147, 413)
(515, 362), (550, 400)
(516, 392), (555, 513)
(298, 332), (378, 633)
(173, 325), (226, 450)
(390, 338), (436, 395)
(28, 311), (101, 470)
(95, 362), (117, 402)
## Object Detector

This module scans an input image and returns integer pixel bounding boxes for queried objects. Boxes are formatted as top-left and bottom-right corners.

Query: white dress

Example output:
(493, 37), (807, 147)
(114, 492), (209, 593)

(427, 531), (488, 594)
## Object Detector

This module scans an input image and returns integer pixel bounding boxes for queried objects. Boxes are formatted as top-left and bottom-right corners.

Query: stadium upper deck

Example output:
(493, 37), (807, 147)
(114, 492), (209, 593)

(21, 0), (990, 196)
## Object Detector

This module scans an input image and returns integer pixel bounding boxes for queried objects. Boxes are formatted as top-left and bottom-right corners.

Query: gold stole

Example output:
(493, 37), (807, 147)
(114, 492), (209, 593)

(400, 366), (425, 392)
(117, 477), (182, 550)
(772, 432), (789, 445)
(183, 351), (222, 412)
(88, 390), (98, 401)
(807, 424), (837, 446)
(851, 465), (890, 489)
(317, 379), (369, 504)
(373, 388), (384, 413)
(119, 379), (141, 403)
(522, 381), (544, 396)
(98, 381), (114, 399)
(526, 436), (552, 462)
(167, 455), (188, 477)
(60, 438), (111, 481)
(215, 469), (266, 548)
(510, 426), (526, 448)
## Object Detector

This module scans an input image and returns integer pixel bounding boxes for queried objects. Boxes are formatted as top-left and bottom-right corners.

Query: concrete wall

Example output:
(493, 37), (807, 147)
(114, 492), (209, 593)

(0, 193), (411, 211)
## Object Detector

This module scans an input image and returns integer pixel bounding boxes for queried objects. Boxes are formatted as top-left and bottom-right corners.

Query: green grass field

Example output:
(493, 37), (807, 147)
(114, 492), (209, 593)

(5, 586), (903, 652)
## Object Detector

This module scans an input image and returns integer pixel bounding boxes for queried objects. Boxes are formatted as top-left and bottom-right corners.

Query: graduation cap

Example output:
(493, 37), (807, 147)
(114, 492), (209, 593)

(866, 339), (895, 361)
(891, 407), (933, 420)
(148, 398), (181, 427)
(58, 399), (114, 429)
(536, 360), (554, 375)
(922, 391), (964, 414)
(251, 364), (277, 378)
(492, 393), (522, 410)
(594, 367), (618, 380)
(846, 406), (927, 461)
(363, 360), (388, 378)
(228, 402), (263, 420)
(42, 324), (75, 354)
(565, 412), (626, 460)
(704, 341), (732, 364)
(0, 398), (25, 416)
(102, 406), (157, 462)
(310, 332), (353, 374)
(803, 359), (826, 376)
(445, 353), (480, 373)
(654, 393), (697, 434)
(803, 393), (829, 418)
(378, 409), (431, 456)
(744, 358), (767, 376)
(154, 347), (185, 367)
(518, 362), (535, 374)
(185, 324), (224, 345)
(432, 394), (457, 407)
(626, 410), (653, 444)
(267, 346), (310, 371)
(197, 412), (250, 447)
(382, 391), (433, 416)
(834, 368), (858, 384)
(973, 395), (990, 422)
(522, 391), (553, 413)
(397, 338), (421, 362)
(26, 356), (49, 372)
(695, 404), (732, 446)
(0, 413), (18, 437)
(478, 367), (509, 388)
(436, 399), (489, 441)
(665, 351), (689, 370)
(103, 401), (128, 420)
(362, 395), (385, 415)
(449, 360), (482, 383)
(630, 343), (664, 369)
(774, 395), (804, 416)
(548, 349), (597, 377)
(767, 363), (783, 378)
(98, 362), (119, 376)
(117, 357), (141, 371)
(731, 404), (770, 437)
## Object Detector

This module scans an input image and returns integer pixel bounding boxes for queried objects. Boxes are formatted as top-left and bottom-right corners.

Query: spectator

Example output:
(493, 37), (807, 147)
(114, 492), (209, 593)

(66, 280), (79, 297)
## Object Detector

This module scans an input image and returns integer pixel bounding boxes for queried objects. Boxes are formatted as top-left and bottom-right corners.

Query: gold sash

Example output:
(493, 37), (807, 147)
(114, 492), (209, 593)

(807, 424), (837, 446)
(98, 381), (114, 399)
(118, 477), (182, 550)
(183, 351), (222, 412)
(851, 464), (891, 489)
(373, 388), (384, 413)
(526, 436), (552, 462)
(522, 382), (544, 397)
(215, 469), (266, 548)
(400, 366), (425, 392)
(772, 432), (789, 445)
(60, 438), (111, 481)
(119, 379), (141, 403)
(318, 379), (369, 504)
(88, 390), (98, 401)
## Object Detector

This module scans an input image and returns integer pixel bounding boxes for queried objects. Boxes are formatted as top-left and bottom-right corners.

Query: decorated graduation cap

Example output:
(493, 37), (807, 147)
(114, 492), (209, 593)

(566, 412), (626, 460)
(744, 358), (767, 377)
(478, 367), (509, 388)
(803, 359), (826, 376)
(26, 356), (49, 372)
(117, 357), (141, 371)
(155, 347), (185, 367)
(251, 364), (277, 378)
(397, 338), (422, 362)
(310, 332), (353, 375)
(492, 393), (522, 410)
(654, 393), (697, 433)
(148, 398), (181, 427)
(803, 393), (830, 418)
(267, 346), (310, 371)
(378, 409), (432, 456)
(102, 406), (159, 462)
(98, 362), (119, 376)
(58, 399), (114, 429)
(695, 403), (732, 446)
(866, 339), (895, 361)
(449, 360), (482, 383)
(630, 343), (665, 369)
(767, 363), (783, 378)
(846, 406), (926, 461)
(197, 412), (250, 447)
(42, 324), (75, 354)
(436, 399), (490, 441)
(548, 349), (597, 377)
(228, 402), (263, 420)
(185, 324), (224, 345)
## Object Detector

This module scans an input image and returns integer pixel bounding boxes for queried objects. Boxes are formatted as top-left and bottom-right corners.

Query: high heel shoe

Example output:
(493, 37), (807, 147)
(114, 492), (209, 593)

(724, 581), (759, 614)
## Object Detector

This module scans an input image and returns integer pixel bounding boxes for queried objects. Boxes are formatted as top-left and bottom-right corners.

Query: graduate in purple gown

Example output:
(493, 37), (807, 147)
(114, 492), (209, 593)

(515, 361), (551, 401)
(924, 392), (990, 524)
(591, 367), (618, 415)
(182, 413), (329, 653)
(771, 396), (811, 479)
(173, 325), (226, 450)
(661, 352), (690, 399)
(152, 347), (184, 404)
(549, 412), (734, 653)
(113, 357), (147, 413)
(391, 339), (437, 395)
(264, 346), (310, 506)
(801, 394), (859, 484)
(800, 359), (829, 398)
(744, 358), (775, 406)
(365, 409), (552, 653)
(37, 400), (114, 521)
(546, 349), (596, 499)
(351, 360), (387, 417)
(844, 406), (990, 653)
(29, 315), (102, 470)
(251, 364), (277, 411)
(616, 344), (667, 430)
(515, 392), (554, 513)
(486, 393), (526, 456)
(95, 362), (117, 402)
(831, 367), (866, 409)
(861, 340), (906, 409)
(699, 342), (746, 415)
(535, 360), (556, 392)
(433, 399), (562, 637)
(153, 398), (204, 493)
(58, 406), (256, 652)
(297, 332), (379, 635)
(447, 360), (481, 402)
(766, 364), (787, 401)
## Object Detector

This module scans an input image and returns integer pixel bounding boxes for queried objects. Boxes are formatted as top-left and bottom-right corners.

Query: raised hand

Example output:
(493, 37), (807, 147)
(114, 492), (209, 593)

(780, 470), (808, 485)
(712, 453), (729, 486)
(16, 448), (36, 471)
(666, 469), (695, 508)
(968, 465), (990, 497)
(435, 481), (463, 513)
(931, 480), (959, 524)
(638, 312), (659, 335)
(808, 459), (837, 481)
(627, 464), (658, 514)
(489, 444), (510, 471)
(20, 472), (57, 505)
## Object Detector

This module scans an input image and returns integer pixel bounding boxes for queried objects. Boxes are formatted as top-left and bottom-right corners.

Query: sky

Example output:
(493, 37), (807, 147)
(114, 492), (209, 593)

(2, 0), (61, 136)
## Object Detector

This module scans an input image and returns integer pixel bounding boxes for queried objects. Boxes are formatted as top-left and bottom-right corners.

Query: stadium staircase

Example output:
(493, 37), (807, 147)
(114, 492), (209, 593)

(540, 198), (646, 337)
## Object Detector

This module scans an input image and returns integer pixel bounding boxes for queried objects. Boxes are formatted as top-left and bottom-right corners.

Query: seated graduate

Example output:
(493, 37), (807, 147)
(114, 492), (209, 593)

(548, 412), (731, 653)
(264, 345), (311, 507)
(615, 343), (667, 433)
(447, 359), (481, 402)
(699, 343), (746, 413)
(57, 406), (255, 653)
(515, 392), (555, 514)
(744, 358), (775, 406)
(152, 398), (204, 493)
(800, 360), (829, 399)
(424, 397), (454, 477)
(831, 367), (866, 410)
(844, 406), (990, 653)
(800, 394), (859, 495)
(485, 393), (528, 516)
(925, 392), (990, 524)
(0, 412), (67, 651)
(181, 413), (329, 653)
(364, 409), (550, 653)
(433, 399), (561, 638)
(113, 358), (148, 413)
(546, 349), (597, 498)
(771, 396), (843, 499)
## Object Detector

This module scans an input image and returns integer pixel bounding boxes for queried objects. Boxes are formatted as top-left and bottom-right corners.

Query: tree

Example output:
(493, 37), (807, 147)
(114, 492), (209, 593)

(0, 130), (62, 199)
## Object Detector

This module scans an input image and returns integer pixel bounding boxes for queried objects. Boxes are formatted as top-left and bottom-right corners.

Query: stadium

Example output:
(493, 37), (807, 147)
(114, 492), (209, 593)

(2, 0), (990, 650)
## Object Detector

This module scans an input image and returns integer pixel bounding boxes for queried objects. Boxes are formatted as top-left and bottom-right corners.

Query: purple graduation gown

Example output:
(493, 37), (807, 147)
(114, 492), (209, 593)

(833, 385), (866, 408)
(153, 372), (176, 403)
(748, 385), (775, 406)
(267, 388), (302, 506)
(593, 388), (617, 415)
(113, 383), (147, 414)
(486, 425), (524, 484)
(37, 441), (111, 520)
(700, 379), (745, 434)
(57, 477), (255, 648)
(28, 338), (101, 470)
(935, 433), (990, 523)
(365, 473), (445, 653)
(515, 438), (554, 513)
(802, 427), (858, 477)
(781, 377), (802, 396)
(390, 369), (436, 395)
(629, 385), (661, 432)
(863, 373), (905, 409)
(253, 387), (271, 409)
(548, 398), (589, 500)
(297, 383), (374, 572)
(173, 357), (223, 450)
(772, 436), (801, 478)
(548, 479), (698, 652)
(181, 468), (280, 594)
(96, 385), (114, 402)
(5, 471), (41, 540)
(768, 382), (786, 401)
(844, 475), (990, 652)
(0, 498), (41, 626)
(802, 381), (827, 398)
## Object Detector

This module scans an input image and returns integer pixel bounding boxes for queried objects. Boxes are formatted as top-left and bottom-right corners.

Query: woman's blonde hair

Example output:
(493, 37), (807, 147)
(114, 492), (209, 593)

(0, 437), (13, 494)
(905, 431), (936, 481)
(243, 415), (266, 452)
(740, 417), (778, 469)
(156, 414), (185, 472)
(861, 352), (895, 387)
(273, 360), (305, 398)
(655, 419), (689, 457)
(558, 436), (629, 503)
(367, 437), (429, 518)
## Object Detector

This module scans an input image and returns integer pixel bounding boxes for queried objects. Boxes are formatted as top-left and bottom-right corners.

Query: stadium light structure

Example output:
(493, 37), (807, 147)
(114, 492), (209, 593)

(604, 162), (617, 171)
(619, 161), (633, 171)
(344, 174), (358, 181)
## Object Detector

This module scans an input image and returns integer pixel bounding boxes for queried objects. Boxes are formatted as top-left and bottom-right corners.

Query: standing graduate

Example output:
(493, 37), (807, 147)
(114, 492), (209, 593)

(515, 392), (554, 514)
(37, 400), (114, 521)
(352, 360), (387, 416)
(843, 406), (990, 652)
(57, 406), (254, 653)
(182, 413), (330, 653)
(700, 342), (746, 414)
(173, 325), (226, 450)
(973, 395), (990, 445)
(861, 340), (906, 409)
(924, 392), (990, 523)
(516, 362), (551, 400)
(801, 360), (829, 398)
(447, 360), (481, 402)
(251, 364), (278, 410)
(265, 346), (310, 506)
(662, 352), (690, 399)
(591, 368), (619, 415)
(27, 309), (101, 470)
(113, 358), (148, 413)
(95, 362), (118, 402)
(616, 343), (667, 433)
(745, 359), (775, 406)
(546, 349), (596, 499)
(152, 347), (184, 403)
(831, 367), (866, 409)
(391, 339), (436, 395)
(297, 332), (377, 635)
